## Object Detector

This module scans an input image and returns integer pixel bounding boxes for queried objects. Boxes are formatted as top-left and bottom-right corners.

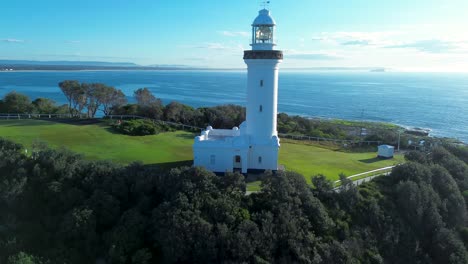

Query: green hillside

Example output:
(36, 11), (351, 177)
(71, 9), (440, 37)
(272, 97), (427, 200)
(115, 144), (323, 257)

(0, 119), (403, 182)
(0, 119), (193, 165)
(279, 140), (403, 182)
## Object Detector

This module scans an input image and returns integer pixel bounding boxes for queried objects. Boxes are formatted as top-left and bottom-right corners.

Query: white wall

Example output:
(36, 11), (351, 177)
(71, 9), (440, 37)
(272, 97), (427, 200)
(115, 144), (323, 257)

(378, 146), (394, 158)
(248, 144), (279, 170)
(193, 146), (249, 173)
(193, 137), (279, 172)
(244, 59), (281, 144)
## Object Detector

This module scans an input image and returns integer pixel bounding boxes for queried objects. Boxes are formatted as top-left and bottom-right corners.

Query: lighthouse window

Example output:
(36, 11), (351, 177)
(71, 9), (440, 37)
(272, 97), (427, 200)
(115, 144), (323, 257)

(258, 156), (262, 164)
(210, 155), (216, 165)
(260, 80), (264, 87)
(259, 105), (263, 112)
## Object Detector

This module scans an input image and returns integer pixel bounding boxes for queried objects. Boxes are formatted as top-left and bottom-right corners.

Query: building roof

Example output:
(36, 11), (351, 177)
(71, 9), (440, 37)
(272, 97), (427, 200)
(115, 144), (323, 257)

(252, 9), (276, 26)
(378, 145), (395, 149)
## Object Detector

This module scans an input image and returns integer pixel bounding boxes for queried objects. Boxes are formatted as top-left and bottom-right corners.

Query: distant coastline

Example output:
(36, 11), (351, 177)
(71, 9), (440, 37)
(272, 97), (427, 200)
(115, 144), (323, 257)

(0, 59), (387, 72)
(0, 66), (389, 72)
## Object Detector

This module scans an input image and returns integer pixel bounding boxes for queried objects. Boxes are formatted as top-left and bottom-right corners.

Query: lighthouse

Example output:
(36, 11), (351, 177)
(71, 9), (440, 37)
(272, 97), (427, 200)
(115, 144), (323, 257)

(244, 8), (282, 170)
(193, 8), (282, 173)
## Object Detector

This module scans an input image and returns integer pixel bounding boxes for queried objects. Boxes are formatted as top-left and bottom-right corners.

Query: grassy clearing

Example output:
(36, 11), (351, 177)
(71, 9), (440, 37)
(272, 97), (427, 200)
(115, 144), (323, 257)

(0, 119), (194, 165)
(328, 118), (401, 130)
(246, 181), (262, 192)
(279, 139), (404, 182)
(0, 119), (404, 191)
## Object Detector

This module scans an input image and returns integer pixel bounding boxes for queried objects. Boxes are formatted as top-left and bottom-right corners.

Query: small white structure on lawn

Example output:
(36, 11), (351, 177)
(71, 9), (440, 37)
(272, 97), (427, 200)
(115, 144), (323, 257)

(378, 145), (395, 158)
(193, 8), (283, 173)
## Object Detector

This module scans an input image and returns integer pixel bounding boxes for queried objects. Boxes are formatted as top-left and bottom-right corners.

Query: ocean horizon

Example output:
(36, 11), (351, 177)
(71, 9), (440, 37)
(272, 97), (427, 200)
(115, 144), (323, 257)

(0, 70), (467, 142)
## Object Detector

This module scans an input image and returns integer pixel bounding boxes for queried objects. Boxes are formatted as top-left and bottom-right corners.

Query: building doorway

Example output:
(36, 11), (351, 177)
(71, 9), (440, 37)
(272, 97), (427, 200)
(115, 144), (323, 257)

(233, 155), (242, 171)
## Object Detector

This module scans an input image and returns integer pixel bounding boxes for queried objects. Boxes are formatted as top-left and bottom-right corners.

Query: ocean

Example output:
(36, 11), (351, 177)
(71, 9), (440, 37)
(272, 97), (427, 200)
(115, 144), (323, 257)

(0, 70), (467, 142)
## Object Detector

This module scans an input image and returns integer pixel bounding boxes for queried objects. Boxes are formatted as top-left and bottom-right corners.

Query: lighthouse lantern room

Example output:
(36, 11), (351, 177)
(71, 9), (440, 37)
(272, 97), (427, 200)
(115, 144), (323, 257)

(193, 8), (283, 174)
(252, 9), (276, 50)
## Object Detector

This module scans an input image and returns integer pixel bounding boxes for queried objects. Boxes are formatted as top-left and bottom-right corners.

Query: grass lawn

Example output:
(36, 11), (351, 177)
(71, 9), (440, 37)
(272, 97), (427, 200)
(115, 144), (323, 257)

(279, 140), (404, 182)
(0, 119), (404, 188)
(0, 119), (194, 165)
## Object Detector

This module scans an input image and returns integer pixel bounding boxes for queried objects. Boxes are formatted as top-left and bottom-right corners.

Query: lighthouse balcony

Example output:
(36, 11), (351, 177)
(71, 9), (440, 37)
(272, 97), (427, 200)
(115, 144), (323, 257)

(244, 50), (283, 60)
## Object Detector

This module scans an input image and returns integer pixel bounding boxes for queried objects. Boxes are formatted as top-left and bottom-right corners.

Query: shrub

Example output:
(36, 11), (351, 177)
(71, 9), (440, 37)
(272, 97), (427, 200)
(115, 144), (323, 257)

(112, 119), (169, 136)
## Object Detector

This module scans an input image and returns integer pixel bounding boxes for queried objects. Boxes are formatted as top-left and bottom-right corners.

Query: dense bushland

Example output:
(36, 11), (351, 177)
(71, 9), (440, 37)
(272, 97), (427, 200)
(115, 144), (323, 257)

(0, 91), (69, 114)
(0, 138), (467, 263)
(111, 119), (172, 136)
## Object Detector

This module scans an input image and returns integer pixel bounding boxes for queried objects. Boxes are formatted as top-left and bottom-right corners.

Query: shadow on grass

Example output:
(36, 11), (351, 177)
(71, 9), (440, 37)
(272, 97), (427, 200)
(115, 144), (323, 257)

(0, 119), (57, 127)
(359, 157), (386, 164)
(143, 160), (193, 170)
(175, 132), (197, 139)
(104, 126), (124, 135)
(42, 118), (104, 126)
(245, 171), (269, 183)
(101, 127), (197, 137)
(0, 118), (105, 127)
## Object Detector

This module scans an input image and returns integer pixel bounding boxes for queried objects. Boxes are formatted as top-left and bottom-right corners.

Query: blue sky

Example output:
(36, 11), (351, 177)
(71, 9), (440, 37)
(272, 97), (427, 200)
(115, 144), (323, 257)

(1, 0), (468, 71)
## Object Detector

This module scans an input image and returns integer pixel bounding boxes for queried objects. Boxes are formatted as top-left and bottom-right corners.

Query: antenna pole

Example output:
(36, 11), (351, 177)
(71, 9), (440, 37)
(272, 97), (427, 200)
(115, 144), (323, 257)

(260, 1), (270, 9)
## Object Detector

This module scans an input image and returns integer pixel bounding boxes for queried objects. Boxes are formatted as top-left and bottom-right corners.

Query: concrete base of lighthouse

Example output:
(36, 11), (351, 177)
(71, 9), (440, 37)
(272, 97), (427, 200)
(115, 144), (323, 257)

(193, 122), (280, 174)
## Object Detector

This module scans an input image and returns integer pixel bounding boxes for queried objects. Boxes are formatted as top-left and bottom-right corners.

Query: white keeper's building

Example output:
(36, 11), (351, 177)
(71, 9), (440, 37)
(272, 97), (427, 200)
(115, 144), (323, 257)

(193, 8), (283, 173)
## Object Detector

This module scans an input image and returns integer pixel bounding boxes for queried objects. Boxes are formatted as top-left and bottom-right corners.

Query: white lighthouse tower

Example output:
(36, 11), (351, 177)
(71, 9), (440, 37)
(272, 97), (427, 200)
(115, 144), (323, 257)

(193, 8), (282, 173)
(244, 8), (282, 170)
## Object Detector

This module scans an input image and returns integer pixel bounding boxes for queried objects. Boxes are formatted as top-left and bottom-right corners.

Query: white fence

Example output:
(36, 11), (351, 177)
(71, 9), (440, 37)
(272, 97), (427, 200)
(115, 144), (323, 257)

(0, 113), (88, 119)
(333, 165), (399, 191)
(279, 133), (382, 145)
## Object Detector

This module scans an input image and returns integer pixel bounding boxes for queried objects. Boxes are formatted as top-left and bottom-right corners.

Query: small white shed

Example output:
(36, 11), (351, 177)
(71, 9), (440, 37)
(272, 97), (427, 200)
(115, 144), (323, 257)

(378, 145), (394, 158)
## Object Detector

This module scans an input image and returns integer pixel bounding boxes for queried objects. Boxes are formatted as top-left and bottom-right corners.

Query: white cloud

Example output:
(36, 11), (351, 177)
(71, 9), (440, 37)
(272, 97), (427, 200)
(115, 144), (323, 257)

(312, 31), (401, 47)
(285, 49), (344, 61)
(2, 39), (24, 43)
(287, 53), (342, 61)
(218, 31), (250, 37)
(385, 39), (459, 53)
(197, 43), (229, 50)
(39, 53), (140, 60)
(342, 40), (371, 46)
(180, 42), (246, 53)
(308, 29), (468, 55)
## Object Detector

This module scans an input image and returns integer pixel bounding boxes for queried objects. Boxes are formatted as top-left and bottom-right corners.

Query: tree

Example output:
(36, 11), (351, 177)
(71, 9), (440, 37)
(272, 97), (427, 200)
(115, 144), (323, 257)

(196, 105), (245, 129)
(100, 86), (127, 116)
(1, 91), (32, 113)
(80, 83), (127, 118)
(312, 174), (334, 193)
(113, 104), (139, 116)
(430, 165), (467, 227)
(58, 80), (80, 116)
(7, 252), (41, 264)
(32, 98), (57, 114)
(134, 88), (164, 119)
(3, 139), (468, 264)
(58, 80), (88, 117)
(0, 138), (28, 207)
(58, 207), (99, 262)
(311, 174), (335, 205)
(431, 228), (468, 264)
(74, 83), (88, 116)
(84, 83), (102, 118)
(164, 101), (195, 123)
(405, 150), (428, 164)
(105, 209), (148, 264)
(134, 88), (157, 107)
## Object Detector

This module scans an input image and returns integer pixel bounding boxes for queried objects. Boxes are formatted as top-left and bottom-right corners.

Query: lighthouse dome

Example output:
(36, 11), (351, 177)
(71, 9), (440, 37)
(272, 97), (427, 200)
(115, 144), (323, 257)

(252, 9), (276, 26)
